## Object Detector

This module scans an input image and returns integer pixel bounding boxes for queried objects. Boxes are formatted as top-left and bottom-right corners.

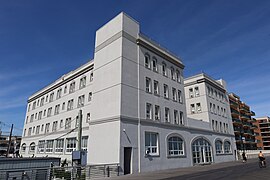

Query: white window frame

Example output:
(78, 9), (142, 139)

(154, 105), (160, 121)
(145, 77), (152, 93)
(145, 132), (159, 156)
(168, 136), (184, 156)
(146, 103), (152, 119)
(66, 138), (76, 153)
(153, 80), (159, 95)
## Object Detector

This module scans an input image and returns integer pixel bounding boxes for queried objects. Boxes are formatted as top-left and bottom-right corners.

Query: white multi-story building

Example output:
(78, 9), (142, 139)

(21, 12), (236, 174)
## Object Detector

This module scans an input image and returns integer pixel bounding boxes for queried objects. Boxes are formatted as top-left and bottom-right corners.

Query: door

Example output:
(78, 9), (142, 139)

(192, 138), (212, 165)
(124, 147), (132, 175)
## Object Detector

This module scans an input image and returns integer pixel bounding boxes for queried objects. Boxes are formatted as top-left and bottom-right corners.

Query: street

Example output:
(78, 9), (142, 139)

(111, 157), (270, 180)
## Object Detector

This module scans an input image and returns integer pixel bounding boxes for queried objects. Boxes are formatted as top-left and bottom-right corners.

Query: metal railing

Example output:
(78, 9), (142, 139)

(0, 163), (120, 180)
(52, 163), (120, 180)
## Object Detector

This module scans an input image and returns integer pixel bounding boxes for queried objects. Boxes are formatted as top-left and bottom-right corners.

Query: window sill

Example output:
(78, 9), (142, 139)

(167, 155), (186, 159)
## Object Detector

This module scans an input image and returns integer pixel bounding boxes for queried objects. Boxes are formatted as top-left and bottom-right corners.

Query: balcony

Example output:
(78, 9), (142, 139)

(240, 114), (250, 121)
(231, 109), (240, 116)
(250, 124), (258, 129)
(232, 118), (242, 125)
(234, 127), (241, 133)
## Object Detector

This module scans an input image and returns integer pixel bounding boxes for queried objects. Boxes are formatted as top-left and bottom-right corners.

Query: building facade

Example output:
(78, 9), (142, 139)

(229, 93), (257, 150)
(254, 117), (270, 150)
(0, 135), (21, 157)
(20, 12), (236, 174)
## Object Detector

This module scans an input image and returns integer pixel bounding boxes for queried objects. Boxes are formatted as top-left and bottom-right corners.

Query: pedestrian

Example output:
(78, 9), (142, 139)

(242, 152), (247, 163)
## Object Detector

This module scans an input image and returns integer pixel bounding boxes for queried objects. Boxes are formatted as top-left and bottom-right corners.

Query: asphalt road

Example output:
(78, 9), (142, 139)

(111, 157), (270, 180)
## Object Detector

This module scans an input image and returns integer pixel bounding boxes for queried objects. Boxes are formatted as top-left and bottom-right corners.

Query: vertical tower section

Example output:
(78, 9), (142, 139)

(89, 12), (140, 165)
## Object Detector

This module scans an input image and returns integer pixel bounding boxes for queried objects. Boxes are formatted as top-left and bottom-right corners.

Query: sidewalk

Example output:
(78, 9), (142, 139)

(110, 158), (259, 180)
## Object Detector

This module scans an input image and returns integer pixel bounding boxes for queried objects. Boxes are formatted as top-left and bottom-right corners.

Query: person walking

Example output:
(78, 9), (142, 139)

(242, 152), (247, 163)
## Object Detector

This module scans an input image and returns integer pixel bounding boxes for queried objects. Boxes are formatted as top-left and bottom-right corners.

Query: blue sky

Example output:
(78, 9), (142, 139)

(0, 0), (269, 135)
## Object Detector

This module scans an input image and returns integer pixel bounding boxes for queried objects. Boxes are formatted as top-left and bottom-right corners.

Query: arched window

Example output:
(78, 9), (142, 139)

(21, 143), (26, 153)
(171, 67), (175, 80)
(152, 57), (158, 72)
(29, 142), (36, 153)
(162, 63), (167, 76)
(224, 141), (231, 153)
(192, 138), (212, 164)
(176, 70), (181, 83)
(144, 54), (151, 69)
(215, 140), (223, 154)
(168, 136), (184, 156)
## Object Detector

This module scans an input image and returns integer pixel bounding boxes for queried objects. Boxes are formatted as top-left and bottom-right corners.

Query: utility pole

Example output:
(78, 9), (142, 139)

(77, 110), (82, 151)
(77, 110), (83, 178)
(6, 124), (13, 157)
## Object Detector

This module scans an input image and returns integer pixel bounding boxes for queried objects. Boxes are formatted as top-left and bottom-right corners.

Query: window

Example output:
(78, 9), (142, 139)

(54, 104), (60, 115)
(45, 123), (50, 134)
(67, 99), (74, 111)
(35, 113), (37, 119)
(179, 111), (184, 125)
(220, 122), (222, 132)
(207, 86), (210, 96)
(37, 140), (45, 153)
(69, 81), (76, 93)
(36, 125), (40, 135)
(214, 90), (217, 97)
(78, 95), (85, 107)
(64, 85), (67, 93)
(195, 87), (199, 96)
(215, 140), (223, 154)
(41, 124), (44, 132)
(224, 141), (231, 153)
(162, 63), (167, 76)
(43, 110), (46, 116)
(176, 70), (181, 83)
(196, 103), (201, 113)
(164, 84), (169, 99)
(52, 121), (58, 132)
(86, 113), (91, 122)
(217, 106), (220, 116)
(145, 54), (150, 69)
(146, 103), (152, 119)
(66, 138), (76, 153)
(88, 92), (92, 101)
(213, 104), (216, 114)
(60, 119), (63, 128)
(47, 107), (52, 117)
(153, 81), (159, 95)
(210, 103), (213, 113)
(46, 95), (48, 102)
(49, 92), (54, 102)
(171, 67), (175, 80)
(189, 88), (194, 98)
(79, 76), (86, 89)
(82, 136), (88, 151)
(30, 114), (34, 122)
(21, 143), (26, 153)
(62, 102), (65, 110)
(38, 111), (42, 120)
(56, 88), (62, 99)
(178, 90), (183, 103)
(32, 101), (36, 110)
(25, 116), (28, 124)
(23, 129), (26, 137)
(90, 72), (94, 82)
(191, 104), (195, 114)
(165, 107), (170, 123)
(55, 139), (64, 153)
(192, 138), (212, 164)
(212, 120), (215, 131)
(28, 104), (31, 112)
(152, 57), (158, 72)
(28, 127), (32, 136)
(145, 132), (159, 155)
(174, 110), (179, 124)
(145, 77), (152, 93)
(46, 140), (54, 153)
(172, 88), (177, 101)
(29, 142), (35, 153)
(154, 105), (160, 121)
(65, 118), (71, 129)
(32, 126), (35, 134)
(168, 136), (184, 156)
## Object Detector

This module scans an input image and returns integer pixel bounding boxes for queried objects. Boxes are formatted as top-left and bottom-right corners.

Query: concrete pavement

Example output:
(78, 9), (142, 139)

(110, 157), (267, 180)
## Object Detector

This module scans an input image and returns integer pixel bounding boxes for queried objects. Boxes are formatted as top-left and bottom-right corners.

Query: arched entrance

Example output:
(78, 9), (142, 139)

(192, 138), (212, 165)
